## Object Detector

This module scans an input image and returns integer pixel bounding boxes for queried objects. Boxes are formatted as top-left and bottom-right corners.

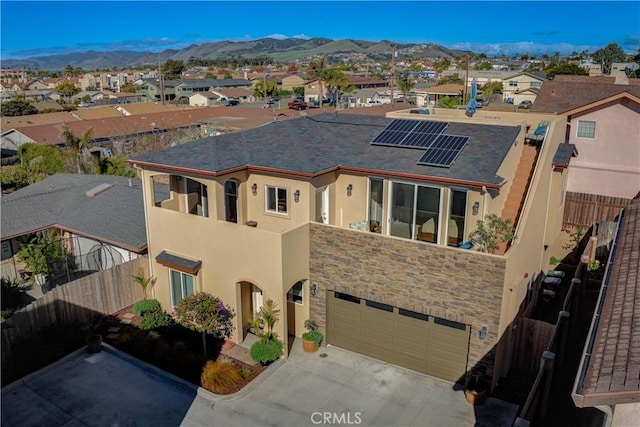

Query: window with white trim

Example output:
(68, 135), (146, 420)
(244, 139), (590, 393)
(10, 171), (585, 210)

(509, 81), (518, 87)
(577, 120), (596, 138)
(170, 269), (194, 306)
(530, 81), (541, 89)
(287, 281), (303, 305)
(266, 185), (288, 214)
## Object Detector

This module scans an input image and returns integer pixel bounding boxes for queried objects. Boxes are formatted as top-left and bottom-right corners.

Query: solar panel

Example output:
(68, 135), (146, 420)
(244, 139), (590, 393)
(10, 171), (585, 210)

(371, 119), (449, 149)
(417, 136), (469, 167)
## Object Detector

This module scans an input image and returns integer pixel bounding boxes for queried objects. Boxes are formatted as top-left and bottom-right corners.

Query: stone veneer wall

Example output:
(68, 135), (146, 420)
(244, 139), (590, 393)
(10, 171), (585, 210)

(308, 223), (506, 376)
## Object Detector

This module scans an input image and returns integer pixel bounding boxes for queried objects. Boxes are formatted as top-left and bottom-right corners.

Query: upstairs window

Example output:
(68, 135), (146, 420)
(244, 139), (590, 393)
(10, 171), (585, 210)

(509, 81), (518, 87)
(224, 180), (238, 223)
(266, 186), (288, 215)
(577, 120), (596, 139)
(185, 178), (208, 217)
(530, 81), (541, 89)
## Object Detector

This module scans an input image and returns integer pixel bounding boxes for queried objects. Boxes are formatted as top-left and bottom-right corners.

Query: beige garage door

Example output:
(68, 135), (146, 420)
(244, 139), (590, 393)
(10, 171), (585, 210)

(326, 291), (470, 382)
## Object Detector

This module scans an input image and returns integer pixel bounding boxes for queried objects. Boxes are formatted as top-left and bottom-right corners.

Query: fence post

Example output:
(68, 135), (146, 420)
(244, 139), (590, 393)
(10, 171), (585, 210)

(538, 351), (555, 420)
(556, 311), (570, 367)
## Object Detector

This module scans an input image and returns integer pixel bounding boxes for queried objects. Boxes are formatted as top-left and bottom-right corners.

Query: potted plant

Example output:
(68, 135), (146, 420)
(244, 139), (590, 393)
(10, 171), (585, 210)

(464, 368), (490, 405)
(302, 319), (323, 353)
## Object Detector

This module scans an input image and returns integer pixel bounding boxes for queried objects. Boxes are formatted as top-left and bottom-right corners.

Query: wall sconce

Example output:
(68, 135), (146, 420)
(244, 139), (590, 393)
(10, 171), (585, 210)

(472, 201), (480, 216)
(294, 189), (300, 203)
(479, 325), (488, 340)
(346, 184), (353, 197)
(310, 283), (317, 296)
(251, 183), (257, 196)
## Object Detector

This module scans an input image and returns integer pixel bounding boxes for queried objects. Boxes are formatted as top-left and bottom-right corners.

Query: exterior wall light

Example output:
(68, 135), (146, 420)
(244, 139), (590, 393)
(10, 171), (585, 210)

(294, 189), (300, 203)
(347, 184), (353, 197)
(251, 183), (257, 196)
(310, 283), (317, 296)
(479, 325), (488, 340)
(472, 201), (480, 216)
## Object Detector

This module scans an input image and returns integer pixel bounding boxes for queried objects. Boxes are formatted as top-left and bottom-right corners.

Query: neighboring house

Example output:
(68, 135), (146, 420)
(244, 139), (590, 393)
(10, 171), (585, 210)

(189, 92), (220, 107)
(502, 72), (547, 103)
(302, 78), (328, 103)
(345, 76), (388, 89)
(345, 88), (391, 108)
(0, 129), (37, 155)
(25, 79), (50, 90)
(0, 174), (151, 281)
(281, 74), (306, 92)
(511, 87), (539, 106)
(79, 73), (101, 91)
(32, 100), (65, 113)
(532, 75), (640, 199)
(211, 87), (255, 103)
(128, 109), (570, 389)
(414, 83), (464, 107)
(174, 79), (252, 101)
(71, 91), (105, 103)
(572, 200), (640, 426)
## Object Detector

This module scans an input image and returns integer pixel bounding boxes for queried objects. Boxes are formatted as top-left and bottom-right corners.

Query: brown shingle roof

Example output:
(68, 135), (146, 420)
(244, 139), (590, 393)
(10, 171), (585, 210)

(531, 75), (640, 114)
(578, 200), (640, 406)
(1, 111), (80, 129)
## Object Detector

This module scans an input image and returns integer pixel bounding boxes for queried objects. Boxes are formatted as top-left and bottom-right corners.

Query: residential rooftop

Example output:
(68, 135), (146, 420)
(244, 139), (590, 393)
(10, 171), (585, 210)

(130, 113), (521, 188)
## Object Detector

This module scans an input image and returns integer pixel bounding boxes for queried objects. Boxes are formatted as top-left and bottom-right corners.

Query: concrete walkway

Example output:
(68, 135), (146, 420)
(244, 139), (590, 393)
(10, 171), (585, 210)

(2, 339), (518, 427)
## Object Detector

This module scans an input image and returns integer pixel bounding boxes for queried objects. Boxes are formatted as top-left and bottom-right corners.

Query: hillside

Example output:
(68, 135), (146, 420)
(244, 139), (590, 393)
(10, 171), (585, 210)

(1, 37), (468, 70)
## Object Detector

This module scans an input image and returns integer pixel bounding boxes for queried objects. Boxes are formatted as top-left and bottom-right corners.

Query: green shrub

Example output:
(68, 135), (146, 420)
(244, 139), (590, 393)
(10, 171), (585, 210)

(240, 367), (251, 379)
(200, 360), (243, 391)
(133, 299), (161, 315)
(139, 308), (174, 330)
(249, 336), (284, 364)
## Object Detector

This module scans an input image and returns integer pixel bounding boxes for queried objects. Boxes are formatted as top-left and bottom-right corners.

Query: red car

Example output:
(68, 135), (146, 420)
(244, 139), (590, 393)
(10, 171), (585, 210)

(288, 100), (307, 110)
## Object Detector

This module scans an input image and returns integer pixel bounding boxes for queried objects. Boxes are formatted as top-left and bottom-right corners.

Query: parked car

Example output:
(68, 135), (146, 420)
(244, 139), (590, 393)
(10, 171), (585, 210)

(517, 100), (532, 109)
(224, 99), (239, 106)
(288, 99), (307, 110)
(262, 100), (275, 108)
(475, 98), (486, 108)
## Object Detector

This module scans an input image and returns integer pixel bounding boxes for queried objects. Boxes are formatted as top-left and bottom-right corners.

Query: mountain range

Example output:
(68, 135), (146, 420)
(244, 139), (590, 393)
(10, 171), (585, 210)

(1, 38), (469, 70)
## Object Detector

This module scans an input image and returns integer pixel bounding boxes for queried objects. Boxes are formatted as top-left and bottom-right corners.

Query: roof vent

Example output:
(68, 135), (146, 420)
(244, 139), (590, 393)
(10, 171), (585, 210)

(85, 183), (113, 197)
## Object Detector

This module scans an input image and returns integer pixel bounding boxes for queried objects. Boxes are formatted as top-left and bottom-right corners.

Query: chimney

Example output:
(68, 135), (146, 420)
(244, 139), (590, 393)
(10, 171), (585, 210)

(244, 70), (248, 80)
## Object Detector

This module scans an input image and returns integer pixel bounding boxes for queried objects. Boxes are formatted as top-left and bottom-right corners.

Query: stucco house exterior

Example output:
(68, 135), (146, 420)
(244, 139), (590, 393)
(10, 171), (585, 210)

(281, 74), (306, 92)
(532, 75), (640, 199)
(502, 72), (547, 104)
(127, 107), (570, 389)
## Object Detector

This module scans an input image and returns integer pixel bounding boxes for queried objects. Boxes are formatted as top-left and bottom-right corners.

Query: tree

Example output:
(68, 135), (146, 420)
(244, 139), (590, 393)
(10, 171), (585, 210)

(0, 99), (37, 116)
(204, 72), (216, 79)
(473, 61), (493, 71)
(307, 56), (327, 101)
(324, 68), (350, 107)
(439, 74), (464, 85)
(397, 73), (416, 103)
(592, 43), (625, 75)
(95, 156), (135, 177)
(223, 71), (233, 79)
(174, 292), (235, 358)
(61, 126), (93, 174)
(253, 80), (278, 99)
(1, 143), (69, 193)
(481, 81), (503, 97)
(131, 267), (155, 300)
(469, 214), (515, 253)
(545, 63), (588, 79)
(120, 82), (137, 93)
(162, 59), (185, 79)
(54, 82), (80, 102)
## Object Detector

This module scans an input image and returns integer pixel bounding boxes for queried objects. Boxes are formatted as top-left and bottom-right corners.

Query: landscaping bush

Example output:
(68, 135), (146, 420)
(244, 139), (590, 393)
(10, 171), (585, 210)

(249, 336), (284, 365)
(139, 308), (174, 330)
(133, 299), (161, 315)
(200, 360), (243, 392)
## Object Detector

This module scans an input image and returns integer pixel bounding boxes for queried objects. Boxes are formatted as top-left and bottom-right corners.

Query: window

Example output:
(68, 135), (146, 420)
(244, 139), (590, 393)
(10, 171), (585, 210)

(368, 178), (383, 233)
(577, 120), (596, 138)
(509, 81), (518, 87)
(448, 189), (467, 247)
(530, 81), (541, 89)
(170, 269), (194, 306)
(224, 180), (238, 223)
(266, 185), (288, 214)
(389, 181), (442, 243)
(185, 178), (208, 217)
(287, 281), (303, 305)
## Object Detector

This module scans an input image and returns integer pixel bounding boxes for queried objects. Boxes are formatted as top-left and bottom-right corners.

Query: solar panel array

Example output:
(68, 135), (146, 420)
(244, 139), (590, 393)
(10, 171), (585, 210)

(370, 119), (470, 168)
(417, 136), (469, 167)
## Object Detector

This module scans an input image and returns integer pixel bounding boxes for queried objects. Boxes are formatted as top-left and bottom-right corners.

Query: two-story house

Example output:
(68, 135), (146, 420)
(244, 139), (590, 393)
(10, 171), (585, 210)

(532, 75), (640, 199)
(128, 109), (569, 388)
(502, 72), (547, 105)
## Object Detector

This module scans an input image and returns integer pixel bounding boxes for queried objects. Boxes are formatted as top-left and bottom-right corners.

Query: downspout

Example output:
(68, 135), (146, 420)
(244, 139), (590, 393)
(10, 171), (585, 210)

(137, 167), (155, 298)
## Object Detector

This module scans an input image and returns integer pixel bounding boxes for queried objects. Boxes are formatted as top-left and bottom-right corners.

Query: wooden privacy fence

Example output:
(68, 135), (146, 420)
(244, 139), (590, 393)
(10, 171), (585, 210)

(1, 256), (147, 349)
(563, 192), (631, 230)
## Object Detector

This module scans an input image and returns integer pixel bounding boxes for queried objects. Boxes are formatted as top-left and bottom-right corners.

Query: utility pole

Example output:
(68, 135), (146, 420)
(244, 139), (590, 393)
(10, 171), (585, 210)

(390, 43), (396, 104)
(159, 59), (165, 105)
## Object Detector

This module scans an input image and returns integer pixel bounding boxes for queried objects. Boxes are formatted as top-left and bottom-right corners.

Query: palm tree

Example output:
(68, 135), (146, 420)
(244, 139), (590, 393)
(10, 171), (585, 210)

(397, 73), (416, 103)
(61, 126), (93, 174)
(324, 69), (350, 109)
(307, 56), (327, 104)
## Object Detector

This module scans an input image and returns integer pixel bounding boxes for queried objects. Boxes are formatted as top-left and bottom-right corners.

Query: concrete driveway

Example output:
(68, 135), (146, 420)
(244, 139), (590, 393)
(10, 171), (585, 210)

(2, 340), (518, 427)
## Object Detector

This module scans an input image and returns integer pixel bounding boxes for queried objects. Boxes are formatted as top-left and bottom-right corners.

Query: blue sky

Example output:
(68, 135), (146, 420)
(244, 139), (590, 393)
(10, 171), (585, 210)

(1, 1), (639, 59)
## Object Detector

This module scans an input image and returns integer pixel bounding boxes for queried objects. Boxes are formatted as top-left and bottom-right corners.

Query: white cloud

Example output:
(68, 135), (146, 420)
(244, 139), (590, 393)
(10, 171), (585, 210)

(447, 41), (598, 56)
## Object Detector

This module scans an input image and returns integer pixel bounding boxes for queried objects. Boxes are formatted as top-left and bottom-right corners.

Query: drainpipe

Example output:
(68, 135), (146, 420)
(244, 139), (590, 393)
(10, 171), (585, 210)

(595, 405), (612, 427)
(137, 168), (155, 297)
